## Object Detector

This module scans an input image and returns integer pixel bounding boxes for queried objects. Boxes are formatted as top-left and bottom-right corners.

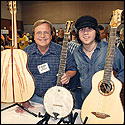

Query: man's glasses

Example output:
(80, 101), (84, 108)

(35, 31), (50, 36)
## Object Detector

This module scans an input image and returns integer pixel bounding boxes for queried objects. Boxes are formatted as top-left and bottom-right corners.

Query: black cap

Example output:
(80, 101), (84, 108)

(75, 16), (98, 30)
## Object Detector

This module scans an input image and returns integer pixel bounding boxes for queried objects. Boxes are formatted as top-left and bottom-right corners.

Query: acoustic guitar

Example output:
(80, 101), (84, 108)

(1, 1), (35, 103)
(81, 9), (124, 124)
(43, 21), (75, 119)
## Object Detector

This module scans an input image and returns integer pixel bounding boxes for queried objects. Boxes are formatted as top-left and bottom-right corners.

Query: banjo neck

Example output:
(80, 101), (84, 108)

(56, 33), (69, 86)
(56, 21), (74, 86)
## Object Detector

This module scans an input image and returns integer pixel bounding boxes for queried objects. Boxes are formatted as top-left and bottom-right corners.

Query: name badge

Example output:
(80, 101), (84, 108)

(37, 63), (50, 74)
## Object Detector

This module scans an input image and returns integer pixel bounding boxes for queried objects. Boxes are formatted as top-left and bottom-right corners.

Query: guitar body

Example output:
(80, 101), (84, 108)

(43, 86), (74, 119)
(81, 70), (124, 124)
(1, 49), (35, 102)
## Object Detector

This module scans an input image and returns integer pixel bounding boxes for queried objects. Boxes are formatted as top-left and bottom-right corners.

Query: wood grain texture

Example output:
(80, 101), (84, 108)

(1, 49), (35, 102)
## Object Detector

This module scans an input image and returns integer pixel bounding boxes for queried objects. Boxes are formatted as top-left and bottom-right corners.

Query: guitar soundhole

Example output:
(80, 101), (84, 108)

(99, 80), (115, 96)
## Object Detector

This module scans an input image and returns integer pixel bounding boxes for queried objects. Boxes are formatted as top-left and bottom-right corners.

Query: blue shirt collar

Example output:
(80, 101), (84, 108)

(78, 41), (103, 53)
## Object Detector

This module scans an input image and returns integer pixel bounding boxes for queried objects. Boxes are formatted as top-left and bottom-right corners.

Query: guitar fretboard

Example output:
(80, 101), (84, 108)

(103, 28), (117, 84)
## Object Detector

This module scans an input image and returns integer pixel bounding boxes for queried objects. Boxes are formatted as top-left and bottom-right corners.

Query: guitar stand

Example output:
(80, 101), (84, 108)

(83, 116), (88, 124)
(57, 111), (78, 124)
(2, 104), (79, 124)
(37, 111), (78, 124)
(1, 103), (38, 117)
(37, 112), (50, 124)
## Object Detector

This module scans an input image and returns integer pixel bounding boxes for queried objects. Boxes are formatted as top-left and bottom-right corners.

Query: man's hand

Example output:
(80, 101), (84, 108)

(61, 73), (71, 84)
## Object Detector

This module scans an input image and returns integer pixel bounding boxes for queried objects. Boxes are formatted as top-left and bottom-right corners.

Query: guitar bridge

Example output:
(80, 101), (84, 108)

(91, 112), (110, 119)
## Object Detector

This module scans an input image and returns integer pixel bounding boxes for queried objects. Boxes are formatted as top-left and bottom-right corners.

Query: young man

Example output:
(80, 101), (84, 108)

(97, 24), (106, 41)
(73, 15), (124, 103)
(16, 19), (77, 113)
(57, 28), (64, 45)
(17, 31), (29, 49)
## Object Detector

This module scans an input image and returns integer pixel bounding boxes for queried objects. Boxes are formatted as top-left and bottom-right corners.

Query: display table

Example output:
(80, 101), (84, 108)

(1, 102), (82, 124)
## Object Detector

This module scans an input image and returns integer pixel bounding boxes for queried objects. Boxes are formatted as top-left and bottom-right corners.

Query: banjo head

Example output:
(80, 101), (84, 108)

(43, 86), (74, 119)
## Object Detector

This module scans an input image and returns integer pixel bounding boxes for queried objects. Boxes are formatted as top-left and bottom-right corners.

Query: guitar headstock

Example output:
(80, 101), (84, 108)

(8, 1), (17, 15)
(65, 21), (75, 34)
(110, 9), (123, 28)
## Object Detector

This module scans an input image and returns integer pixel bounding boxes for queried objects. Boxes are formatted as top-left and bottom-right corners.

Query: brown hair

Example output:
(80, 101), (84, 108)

(32, 19), (53, 35)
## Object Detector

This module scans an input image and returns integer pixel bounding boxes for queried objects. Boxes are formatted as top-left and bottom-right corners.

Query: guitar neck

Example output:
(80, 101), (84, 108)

(57, 33), (69, 86)
(103, 28), (117, 83)
(9, 1), (17, 48)
(12, 12), (17, 48)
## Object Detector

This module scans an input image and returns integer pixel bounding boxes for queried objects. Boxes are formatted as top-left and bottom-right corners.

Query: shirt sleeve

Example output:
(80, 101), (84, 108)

(65, 49), (77, 71)
(113, 46), (124, 83)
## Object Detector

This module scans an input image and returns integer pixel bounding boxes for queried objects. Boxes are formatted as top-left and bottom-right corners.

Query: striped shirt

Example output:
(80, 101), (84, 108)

(68, 40), (80, 54)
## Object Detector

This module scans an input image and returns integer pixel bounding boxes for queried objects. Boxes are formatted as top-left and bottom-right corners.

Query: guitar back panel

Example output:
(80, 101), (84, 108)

(1, 49), (35, 102)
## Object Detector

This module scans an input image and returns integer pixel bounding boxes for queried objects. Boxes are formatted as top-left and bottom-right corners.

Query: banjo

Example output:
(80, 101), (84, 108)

(43, 21), (75, 119)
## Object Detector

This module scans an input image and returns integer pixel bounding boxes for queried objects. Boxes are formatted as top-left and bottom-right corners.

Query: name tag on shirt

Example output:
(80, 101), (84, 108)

(37, 63), (50, 74)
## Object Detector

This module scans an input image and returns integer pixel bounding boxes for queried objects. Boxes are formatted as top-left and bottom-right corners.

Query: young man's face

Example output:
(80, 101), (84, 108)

(79, 27), (96, 45)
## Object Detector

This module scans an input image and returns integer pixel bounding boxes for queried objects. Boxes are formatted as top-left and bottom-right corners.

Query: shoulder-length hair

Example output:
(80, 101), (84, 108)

(76, 28), (101, 44)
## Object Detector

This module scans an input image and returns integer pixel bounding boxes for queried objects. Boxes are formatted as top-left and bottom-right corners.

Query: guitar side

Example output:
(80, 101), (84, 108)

(1, 49), (35, 102)
(81, 70), (124, 124)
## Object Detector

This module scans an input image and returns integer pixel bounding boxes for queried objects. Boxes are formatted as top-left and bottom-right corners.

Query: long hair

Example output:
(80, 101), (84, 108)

(76, 28), (101, 44)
